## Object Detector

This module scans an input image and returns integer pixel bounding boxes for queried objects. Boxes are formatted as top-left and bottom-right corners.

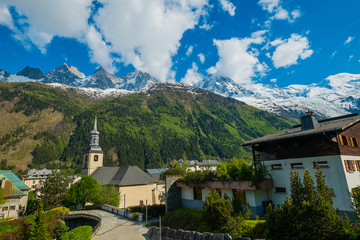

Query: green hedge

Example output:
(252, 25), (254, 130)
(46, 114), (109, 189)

(128, 204), (165, 218)
(60, 226), (92, 240)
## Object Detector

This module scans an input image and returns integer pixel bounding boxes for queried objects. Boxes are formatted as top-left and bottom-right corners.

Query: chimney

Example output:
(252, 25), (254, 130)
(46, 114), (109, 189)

(1, 178), (5, 189)
(300, 110), (319, 131)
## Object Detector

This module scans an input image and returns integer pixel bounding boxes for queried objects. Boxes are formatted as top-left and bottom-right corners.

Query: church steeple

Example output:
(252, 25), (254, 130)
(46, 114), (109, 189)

(89, 117), (102, 153)
(82, 117), (104, 176)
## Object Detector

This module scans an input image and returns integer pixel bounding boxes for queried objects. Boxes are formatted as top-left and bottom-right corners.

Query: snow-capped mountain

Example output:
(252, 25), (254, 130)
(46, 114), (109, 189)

(1, 63), (360, 119)
(115, 71), (159, 91)
(17, 66), (44, 79)
(0, 69), (10, 82)
(193, 73), (360, 118)
(43, 63), (82, 85)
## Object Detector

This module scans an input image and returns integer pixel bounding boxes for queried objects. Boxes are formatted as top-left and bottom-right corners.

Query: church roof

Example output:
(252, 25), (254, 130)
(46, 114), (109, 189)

(91, 166), (158, 186)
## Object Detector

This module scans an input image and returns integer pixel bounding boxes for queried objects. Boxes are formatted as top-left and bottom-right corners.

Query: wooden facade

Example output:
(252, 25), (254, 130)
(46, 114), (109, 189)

(338, 123), (360, 156)
(253, 133), (341, 161)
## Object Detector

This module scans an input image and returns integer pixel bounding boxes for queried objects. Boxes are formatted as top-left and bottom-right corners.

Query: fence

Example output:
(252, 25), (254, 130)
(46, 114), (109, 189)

(101, 204), (143, 221)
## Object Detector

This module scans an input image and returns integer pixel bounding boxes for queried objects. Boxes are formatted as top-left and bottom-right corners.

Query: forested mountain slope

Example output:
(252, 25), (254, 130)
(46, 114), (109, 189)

(0, 82), (292, 173)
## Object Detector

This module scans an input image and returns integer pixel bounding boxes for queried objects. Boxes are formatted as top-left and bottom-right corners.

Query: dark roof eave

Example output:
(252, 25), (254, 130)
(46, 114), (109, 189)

(241, 127), (342, 146)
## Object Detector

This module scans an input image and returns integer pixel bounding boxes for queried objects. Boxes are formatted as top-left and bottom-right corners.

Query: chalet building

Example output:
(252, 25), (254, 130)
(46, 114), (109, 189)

(176, 179), (273, 216)
(0, 171), (30, 218)
(242, 111), (360, 218)
(179, 159), (220, 172)
(22, 168), (59, 191)
(82, 118), (165, 208)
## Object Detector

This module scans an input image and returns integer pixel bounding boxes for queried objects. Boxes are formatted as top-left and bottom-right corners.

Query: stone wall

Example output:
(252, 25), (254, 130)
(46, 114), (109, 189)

(165, 175), (182, 211)
(146, 226), (250, 240)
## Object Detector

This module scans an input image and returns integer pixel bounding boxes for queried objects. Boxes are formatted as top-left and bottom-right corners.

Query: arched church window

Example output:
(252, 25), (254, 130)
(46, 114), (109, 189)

(94, 155), (98, 161)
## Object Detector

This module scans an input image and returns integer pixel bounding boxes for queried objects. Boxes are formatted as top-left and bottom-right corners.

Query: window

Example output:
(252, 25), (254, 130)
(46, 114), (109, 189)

(232, 190), (246, 205)
(193, 188), (202, 200)
(33, 180), (35, 184)
(344, 160), (355, 172)
(94, 155), (98, 161)
(93, 138), (96, 144)
(313, 161), (328, 168)
(350, 137), (359, 148)
(275, 187), (286, 193)
(291, 163), (303, 169)
(10, 206), (15, 211)
(356, 161), (360, 171)
(339, 135), (349, 146)
(271, 164), (282, 170)
(2, 206), (8, 211)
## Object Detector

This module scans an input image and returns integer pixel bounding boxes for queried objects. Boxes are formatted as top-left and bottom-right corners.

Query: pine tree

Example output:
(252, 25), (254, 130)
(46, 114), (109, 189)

(30, 203), (52, 240)
(303, 169), (316, 203)
(266, 168), (357, 240)
(203, 188), (233, 230)
(289, 170), (304, 206)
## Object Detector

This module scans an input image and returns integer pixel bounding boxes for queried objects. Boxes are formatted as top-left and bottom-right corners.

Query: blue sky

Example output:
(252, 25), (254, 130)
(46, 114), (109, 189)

(0, 0), (359, 87)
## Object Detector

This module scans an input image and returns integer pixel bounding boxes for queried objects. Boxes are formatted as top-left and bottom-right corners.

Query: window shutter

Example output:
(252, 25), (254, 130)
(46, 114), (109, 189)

(339, 135), (344, 146)
(351, 160), (356, 171)
(344, 160), (350, 172)
(350, 137), (355, 147)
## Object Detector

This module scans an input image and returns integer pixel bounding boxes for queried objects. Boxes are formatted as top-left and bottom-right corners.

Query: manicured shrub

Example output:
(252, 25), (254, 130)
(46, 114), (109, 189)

(60, 226), (92, 240)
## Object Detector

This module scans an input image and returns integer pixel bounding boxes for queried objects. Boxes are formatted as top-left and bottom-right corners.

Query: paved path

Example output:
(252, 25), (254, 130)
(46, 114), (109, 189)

(85, 210), (150, 240)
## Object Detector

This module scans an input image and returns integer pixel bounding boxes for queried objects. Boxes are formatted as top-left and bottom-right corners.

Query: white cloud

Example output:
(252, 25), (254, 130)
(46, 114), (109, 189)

(348, 55), (354, 61)
(270, 78), (277, 82)
(181, 62), (204, 85)
(86, 25), (116, 73)
(219, 0), (236, 16)
(291, 9), (301, 19)
(345, 36), (354, 45)
(2, 0), (93, 53)
(198, 53), (205, 63)
(208, 30), (268, 84)
(0, 4), (15, 30)
(186, 45), (194, 56)
(258, 0), (300, 23)
(258, 0), (280, 13)
(94, 0), (208, 81)
(1, 0), (209, 80)
(272, 7), (289, 20)
(271, 34), (313, 68)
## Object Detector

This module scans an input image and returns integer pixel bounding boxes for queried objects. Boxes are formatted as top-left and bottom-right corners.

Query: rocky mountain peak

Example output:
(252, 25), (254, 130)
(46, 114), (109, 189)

(16, 66), (44, 79)
(0, 69), (10, 82)
(69, 66), (85, 78)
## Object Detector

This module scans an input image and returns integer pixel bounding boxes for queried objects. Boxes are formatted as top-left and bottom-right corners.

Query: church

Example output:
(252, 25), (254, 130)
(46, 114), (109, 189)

(82, 118), (165, 208)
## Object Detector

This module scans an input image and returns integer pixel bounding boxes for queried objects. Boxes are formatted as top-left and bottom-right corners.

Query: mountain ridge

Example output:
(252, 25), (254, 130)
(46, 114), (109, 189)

(1, 64), (360, 119)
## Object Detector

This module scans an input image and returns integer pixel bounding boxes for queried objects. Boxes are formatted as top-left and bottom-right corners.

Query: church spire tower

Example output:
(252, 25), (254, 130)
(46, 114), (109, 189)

(82, 117), (104, 176)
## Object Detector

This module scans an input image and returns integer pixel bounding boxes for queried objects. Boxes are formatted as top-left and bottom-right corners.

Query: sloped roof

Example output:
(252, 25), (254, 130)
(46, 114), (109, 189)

(0, 171), (30, 191)
(0, 171), (30, 198)
(91, 166), (158, 186)
(242, 113), (360, 146)
(146, 168), (167, 175)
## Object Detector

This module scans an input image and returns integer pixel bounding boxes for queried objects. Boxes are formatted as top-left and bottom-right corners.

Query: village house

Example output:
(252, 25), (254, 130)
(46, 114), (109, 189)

(22, 168), (59, 191)
(241, 111), (360, 218)
(170, 112), (360, 218)
(179, 159), (220, 172)
(0, 170), (30, 219)
(82, 118), (165, 208)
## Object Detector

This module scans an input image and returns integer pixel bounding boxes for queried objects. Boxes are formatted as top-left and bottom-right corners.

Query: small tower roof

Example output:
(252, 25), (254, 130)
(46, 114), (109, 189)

(90, 117), (99, 134)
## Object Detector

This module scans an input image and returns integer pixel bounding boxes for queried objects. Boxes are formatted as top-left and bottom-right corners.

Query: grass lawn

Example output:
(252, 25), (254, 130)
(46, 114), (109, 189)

(161, 208), (212, 233)
(161, 208), (265, 236)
